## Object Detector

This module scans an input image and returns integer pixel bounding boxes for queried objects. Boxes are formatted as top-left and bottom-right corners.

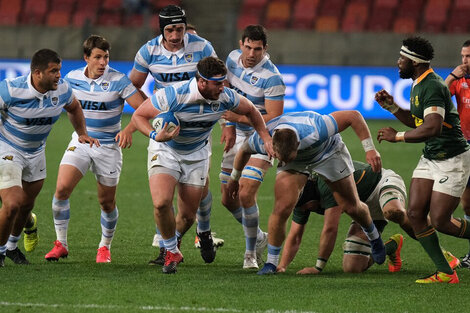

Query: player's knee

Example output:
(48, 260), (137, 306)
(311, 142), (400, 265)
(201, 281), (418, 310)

(340, 203), (362, 217)
(55, 184), (73, 200)
(153, 200), (173, 215)
(1, 199), (21, 220)
(406, 207), (426, 223)
(383, 206), (405, 223)
(430, 215), (451, 233)
(343, 260), (367, 273)
(343, 235), (371, 273)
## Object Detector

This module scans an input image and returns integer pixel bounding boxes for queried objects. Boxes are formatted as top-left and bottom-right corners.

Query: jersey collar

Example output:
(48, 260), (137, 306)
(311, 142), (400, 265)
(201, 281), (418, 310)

(159, 34), (187, 59)
(413, 68), (434, 87)
(82, 65), (109, 85)
(27, 73), (49, 99)
(238, 52), (270, 74)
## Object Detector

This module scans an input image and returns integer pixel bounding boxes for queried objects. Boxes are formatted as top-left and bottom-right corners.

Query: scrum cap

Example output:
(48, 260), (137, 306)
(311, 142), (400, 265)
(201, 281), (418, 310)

(159, 5), (186, 36)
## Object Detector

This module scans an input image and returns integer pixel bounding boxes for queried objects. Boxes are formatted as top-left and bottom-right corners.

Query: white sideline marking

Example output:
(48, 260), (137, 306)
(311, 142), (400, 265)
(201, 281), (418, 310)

(0, 302), (318, 313)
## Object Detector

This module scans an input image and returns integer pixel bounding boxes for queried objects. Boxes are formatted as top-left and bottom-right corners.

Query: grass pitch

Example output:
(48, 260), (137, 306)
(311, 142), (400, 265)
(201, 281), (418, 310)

(1, 115), (470, 313)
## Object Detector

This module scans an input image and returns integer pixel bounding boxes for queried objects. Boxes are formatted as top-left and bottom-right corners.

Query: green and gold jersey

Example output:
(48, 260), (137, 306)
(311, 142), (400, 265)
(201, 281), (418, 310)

(409, 69), (469, 160)
(292, 161), (381, 225)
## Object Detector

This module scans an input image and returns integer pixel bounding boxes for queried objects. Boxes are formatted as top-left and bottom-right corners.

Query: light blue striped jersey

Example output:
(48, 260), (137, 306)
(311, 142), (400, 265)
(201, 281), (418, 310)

(64, 66), (137, 144)
(151, 78), (240, 154)
(133, 33), (216, 90)
(248, 111), (343, 164)
(0, 74), (74, 153)
(226, 50), (285, 132)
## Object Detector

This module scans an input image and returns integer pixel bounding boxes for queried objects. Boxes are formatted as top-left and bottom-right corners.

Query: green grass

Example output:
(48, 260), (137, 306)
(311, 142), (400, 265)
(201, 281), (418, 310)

(1, 115), (470, 313)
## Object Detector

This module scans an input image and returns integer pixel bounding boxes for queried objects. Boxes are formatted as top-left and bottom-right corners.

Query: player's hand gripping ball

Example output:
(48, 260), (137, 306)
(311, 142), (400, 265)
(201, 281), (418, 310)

(152, 111), (179, 133)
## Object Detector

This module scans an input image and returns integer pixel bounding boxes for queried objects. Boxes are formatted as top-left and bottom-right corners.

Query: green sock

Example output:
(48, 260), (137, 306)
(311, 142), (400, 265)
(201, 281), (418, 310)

(416, 226), (452, 274)
(385, 239), (397, 255)
(465, 215), (470, 254)
(458, 218), (470, 239)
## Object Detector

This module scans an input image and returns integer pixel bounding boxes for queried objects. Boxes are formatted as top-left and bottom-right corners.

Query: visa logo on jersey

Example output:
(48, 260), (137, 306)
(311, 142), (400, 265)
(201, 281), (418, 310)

(80, 100), (107, 110)
(160, 72), (190, 82)
(25, 117), (53, 125)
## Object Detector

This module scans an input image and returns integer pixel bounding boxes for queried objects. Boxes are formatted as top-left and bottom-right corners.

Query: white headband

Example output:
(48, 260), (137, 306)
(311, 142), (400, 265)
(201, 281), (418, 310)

(400, 46), (430, 63)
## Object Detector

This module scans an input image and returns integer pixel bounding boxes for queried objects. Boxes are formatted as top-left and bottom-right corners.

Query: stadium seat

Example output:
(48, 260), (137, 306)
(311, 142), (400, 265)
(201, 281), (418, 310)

(341, 0), (370, 32)
(97, 12), (123, 26)
(123, 13), (144, 28)
(102, 0), (123, 11)
(241, 0), (269, 16)
(367, 0), (399, 31)
(446, 9), (470, 33)
(21, 0), (48, 25)
(76, 0), (101, 12)
(0, 0), (21, 26)
(395, 0), (424, 19)
(72, 11), (97, 27)
(367, 8), (394, 32)
(421, 0), (450, 33)
(237, 13), (260, 30)
(46, 11), (71, 27)
(393, 16), (416, 34)
(454, 0), (470, 10)
(291, 0), (319, 29)
(264, 1), (291, 29)
(315, 16), (339, 32)
(374, 0), (398, 10)
(151, 0), (182, 10)
(50, 0), (76, 13)
(318, 0), (346, 18)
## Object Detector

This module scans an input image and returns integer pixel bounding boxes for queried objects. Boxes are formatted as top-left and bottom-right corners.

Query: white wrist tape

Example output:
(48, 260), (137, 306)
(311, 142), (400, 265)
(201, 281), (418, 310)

(361, 138), (375, 152)
(315, 257), (327, 272)
(230, 169), (242, 181)
(382, 100), (400, 114)
(395, 131), (406, 142)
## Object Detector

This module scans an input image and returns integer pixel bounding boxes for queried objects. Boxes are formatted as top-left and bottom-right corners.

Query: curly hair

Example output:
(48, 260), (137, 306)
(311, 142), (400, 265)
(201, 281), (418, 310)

(402, 36), (434, 61)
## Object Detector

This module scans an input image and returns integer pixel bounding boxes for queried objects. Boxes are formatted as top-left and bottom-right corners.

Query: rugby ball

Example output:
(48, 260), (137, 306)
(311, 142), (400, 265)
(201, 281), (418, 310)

(152, 111), (179, 133)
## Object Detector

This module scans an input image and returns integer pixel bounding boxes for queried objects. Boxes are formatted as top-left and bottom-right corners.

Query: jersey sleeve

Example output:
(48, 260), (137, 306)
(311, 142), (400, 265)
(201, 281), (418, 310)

(247, 132), (266, 155)
(449, 79), (458, 96)
(63, 80), (75, 106)
(264, 74), (286, 101)
(150, 86), (177, 112)
(422, 81), (448, 110)
(0, 80), (11, 110)
(224, 87), (240, 111)
(117, 75), (138, 99)
(203, 40), (217, 58)
(133, 43), (151, 74)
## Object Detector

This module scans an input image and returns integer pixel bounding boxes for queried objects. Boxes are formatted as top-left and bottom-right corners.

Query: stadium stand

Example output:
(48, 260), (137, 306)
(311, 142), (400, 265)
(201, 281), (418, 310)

(0, 0), (22, 26)
(5, 0), (469, 34)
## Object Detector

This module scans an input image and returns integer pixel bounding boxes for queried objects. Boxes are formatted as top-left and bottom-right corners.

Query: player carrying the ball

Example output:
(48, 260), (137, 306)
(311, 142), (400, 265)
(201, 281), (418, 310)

(132, 56), (273, 274)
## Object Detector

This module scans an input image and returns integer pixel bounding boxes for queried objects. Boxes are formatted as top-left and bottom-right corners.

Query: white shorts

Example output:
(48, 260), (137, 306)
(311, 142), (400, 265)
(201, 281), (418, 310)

(412, 150), (470, 197)
(278, 144), (354, 182)
(221, 130), (272, 169)
(60, 135), (122, 187)
(0, 140), (46, 189)
(147, 141), (210, 187)
(365, 168), (407, 221)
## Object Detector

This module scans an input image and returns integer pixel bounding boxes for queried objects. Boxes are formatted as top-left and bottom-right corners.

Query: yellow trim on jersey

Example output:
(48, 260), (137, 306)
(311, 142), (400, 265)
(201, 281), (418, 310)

(414, 68), (434, 86)
(355, 170), (366, 185)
